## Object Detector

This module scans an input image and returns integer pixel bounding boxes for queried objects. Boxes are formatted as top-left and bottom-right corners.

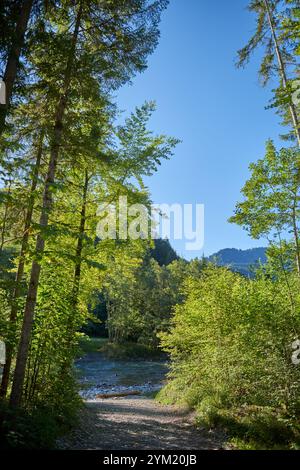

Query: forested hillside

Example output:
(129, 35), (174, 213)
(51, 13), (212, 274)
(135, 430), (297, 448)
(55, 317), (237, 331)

(208, 247), (267, 276)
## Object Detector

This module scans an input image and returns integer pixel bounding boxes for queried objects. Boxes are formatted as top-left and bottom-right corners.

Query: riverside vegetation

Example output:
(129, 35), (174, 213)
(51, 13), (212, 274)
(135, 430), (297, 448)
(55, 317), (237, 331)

(1, 0), (300, 450)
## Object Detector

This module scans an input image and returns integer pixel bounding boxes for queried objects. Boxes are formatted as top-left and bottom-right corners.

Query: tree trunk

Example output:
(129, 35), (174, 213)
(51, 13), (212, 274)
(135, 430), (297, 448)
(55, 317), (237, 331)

(9, 1), (83, 408)
(0, 0), (34, 135)
(292, 203), (300, 276)
(0, 178), (12, 253)
(59, 170), (90, 376)
(0, 132), (44, 397)
(72, 170), (89, 304)
(263, 0), (300, 147)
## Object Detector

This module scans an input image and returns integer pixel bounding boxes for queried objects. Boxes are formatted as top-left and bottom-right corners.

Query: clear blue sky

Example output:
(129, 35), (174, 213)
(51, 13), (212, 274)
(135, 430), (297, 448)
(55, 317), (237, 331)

(117, 0), (284, 259)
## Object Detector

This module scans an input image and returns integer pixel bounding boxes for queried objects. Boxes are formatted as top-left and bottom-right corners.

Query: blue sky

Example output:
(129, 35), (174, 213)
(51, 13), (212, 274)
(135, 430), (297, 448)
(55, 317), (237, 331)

(117, 0), (284, 259)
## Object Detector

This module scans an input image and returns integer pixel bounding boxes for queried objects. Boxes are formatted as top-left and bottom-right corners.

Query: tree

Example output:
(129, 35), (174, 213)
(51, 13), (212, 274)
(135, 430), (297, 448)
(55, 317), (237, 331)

(150, 238), (179, 266)
(238, 0), (300, 146)
(0, 0), (35, 135)
(0, 131), (45, 397)
(9, 0), (84, 407)
(229, 140), (300, 275)
(9, 0), (170, 407)
(159, 265), (300, 432)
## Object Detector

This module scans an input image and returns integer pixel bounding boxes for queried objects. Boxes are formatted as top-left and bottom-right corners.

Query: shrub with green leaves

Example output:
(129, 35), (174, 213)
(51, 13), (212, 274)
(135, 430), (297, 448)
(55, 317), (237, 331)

(159, 265), (300, 417)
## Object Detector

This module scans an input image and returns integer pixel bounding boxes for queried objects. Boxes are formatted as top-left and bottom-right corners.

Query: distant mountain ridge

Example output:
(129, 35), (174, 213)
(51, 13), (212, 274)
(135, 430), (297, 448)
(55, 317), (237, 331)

(208, 247), (267, 276)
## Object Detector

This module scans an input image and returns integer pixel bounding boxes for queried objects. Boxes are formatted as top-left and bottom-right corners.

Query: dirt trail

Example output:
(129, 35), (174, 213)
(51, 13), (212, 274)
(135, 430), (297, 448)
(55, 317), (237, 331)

(57, 397), (224, 450)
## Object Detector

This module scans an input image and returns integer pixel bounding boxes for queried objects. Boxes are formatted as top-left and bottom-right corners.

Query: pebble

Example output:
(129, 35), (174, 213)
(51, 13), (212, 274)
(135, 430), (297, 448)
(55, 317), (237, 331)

(79, 383), (162, 400)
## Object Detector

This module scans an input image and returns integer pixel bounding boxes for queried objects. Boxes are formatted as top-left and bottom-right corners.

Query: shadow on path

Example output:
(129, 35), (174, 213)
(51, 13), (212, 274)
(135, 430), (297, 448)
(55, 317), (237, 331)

(57, 397), (224, 450)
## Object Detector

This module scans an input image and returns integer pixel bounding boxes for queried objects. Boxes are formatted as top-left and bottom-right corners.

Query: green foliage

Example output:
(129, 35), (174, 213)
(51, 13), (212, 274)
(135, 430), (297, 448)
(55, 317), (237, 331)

(229, 141), (300, 272)
(0, 396), (81, 449)
(237, 1), (300, 142)
(78, 336), (162, 359)
(102, 254), (205, 346)
(0, 287), (10, 341)
(0, 0), (174, 445)
(150, 238), (179, 266)
(100, 340), (163, 360)
(2, 0), (299, 451)
(230, 142), (300, 237)
(159, 265), (300, 448)
(196, 401), (300, 450)
(78, 336), (108, 355)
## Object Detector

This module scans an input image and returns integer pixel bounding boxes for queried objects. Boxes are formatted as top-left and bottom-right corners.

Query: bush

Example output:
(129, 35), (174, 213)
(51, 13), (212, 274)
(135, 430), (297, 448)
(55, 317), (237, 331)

(0, 401), (58, 449)
(100, 340), (164, 360)
(159, 265), (300, 448)
(0, 370), (82, 449)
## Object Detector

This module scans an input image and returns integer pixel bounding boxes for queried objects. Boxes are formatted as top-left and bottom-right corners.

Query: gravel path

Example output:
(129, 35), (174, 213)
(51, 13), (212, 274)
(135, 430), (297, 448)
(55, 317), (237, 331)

(57, 397), (224, 450)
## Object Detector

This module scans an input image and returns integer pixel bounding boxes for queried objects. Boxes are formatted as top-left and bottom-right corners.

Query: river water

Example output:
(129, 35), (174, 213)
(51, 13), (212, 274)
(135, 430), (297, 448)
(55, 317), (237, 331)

(75, 351), (169, 400)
